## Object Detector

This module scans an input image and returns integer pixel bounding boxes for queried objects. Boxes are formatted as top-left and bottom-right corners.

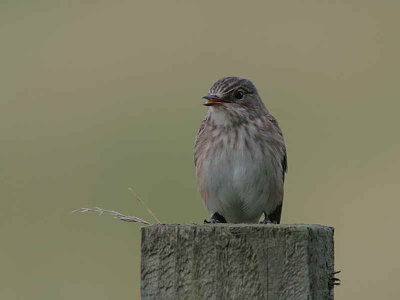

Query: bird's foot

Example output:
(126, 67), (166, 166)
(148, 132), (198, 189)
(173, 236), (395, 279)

(329, 270), (341, 288)
(204, 212), (227, 224)
(260, 212), (277, 224)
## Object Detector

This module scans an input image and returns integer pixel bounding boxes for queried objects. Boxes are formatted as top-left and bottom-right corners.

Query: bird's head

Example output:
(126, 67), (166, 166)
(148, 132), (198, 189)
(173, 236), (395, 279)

(202, 77), (265, 112)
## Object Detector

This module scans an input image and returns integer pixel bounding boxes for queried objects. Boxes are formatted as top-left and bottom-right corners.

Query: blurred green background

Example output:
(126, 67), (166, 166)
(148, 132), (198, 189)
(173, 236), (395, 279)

(1, 0), (399, 299)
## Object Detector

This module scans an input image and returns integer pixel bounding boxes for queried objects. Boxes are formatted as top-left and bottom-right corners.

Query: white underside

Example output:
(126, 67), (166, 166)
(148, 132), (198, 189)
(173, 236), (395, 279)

(197, 126), (282, 223)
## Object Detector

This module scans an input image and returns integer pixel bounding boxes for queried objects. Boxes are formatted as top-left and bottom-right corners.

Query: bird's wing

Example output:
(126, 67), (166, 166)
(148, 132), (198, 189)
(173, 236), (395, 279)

(267, 114), (288, 181)
(194, 117), (207, 167)
(266, 114), (287, 224)
(281, 151), (288, 182)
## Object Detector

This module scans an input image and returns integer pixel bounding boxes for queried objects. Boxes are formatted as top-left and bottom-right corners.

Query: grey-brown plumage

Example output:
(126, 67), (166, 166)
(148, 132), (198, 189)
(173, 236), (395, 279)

(195, 77), (287, 223)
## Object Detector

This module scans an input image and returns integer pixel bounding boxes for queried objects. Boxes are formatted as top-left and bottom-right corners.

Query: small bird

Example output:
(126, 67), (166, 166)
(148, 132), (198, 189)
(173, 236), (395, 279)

(195, 77), (287, 224)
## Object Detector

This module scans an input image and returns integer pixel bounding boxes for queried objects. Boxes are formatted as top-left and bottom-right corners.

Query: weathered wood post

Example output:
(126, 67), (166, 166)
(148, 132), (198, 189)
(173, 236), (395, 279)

(141, 224), (334, 300)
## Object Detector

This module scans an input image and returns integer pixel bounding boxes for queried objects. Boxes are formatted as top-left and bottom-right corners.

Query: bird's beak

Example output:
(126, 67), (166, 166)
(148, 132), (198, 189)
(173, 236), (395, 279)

(202, 94), (226, 106)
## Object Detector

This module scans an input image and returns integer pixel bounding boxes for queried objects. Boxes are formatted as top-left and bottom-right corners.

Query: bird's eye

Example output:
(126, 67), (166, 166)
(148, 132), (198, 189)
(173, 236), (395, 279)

(234, 90), (244, 99)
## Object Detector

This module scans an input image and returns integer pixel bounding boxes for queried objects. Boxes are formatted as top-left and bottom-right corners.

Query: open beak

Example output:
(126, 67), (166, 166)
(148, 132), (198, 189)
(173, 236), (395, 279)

(202, 94), (226, 106)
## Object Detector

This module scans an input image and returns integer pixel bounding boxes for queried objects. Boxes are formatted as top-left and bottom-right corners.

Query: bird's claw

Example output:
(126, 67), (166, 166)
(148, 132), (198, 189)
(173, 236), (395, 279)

(260, 211), (278, 224)
(260, 214), (276, 224)
(204, 212), (227, 224)
(204, 219), (221, 224)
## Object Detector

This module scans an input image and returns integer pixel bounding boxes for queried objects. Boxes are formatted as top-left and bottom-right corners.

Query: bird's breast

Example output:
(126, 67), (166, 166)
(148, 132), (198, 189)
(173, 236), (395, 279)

(198, 125), (269, 188)
(196, 123), (280, 222)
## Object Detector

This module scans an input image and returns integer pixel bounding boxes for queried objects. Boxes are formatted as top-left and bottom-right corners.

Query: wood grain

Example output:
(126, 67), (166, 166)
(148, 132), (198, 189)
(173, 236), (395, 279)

(141, 224), (334, 300)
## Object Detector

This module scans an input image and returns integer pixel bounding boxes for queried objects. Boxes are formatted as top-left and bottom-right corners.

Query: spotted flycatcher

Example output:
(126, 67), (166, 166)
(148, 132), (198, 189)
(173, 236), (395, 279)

(195, 77), (287, 224)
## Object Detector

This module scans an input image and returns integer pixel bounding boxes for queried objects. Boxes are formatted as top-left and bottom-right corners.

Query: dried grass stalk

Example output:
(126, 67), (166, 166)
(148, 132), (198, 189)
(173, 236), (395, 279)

(128, 187), (160, 223)
(72, 207), (151, 225)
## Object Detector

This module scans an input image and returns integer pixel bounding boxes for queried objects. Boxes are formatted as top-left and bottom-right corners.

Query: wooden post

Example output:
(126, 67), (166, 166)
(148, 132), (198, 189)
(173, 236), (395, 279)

(141, 224), (334, 300)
